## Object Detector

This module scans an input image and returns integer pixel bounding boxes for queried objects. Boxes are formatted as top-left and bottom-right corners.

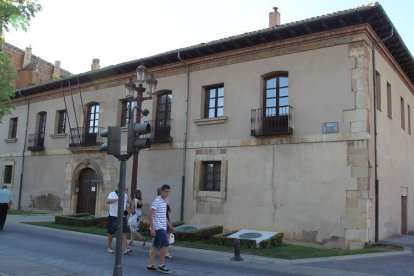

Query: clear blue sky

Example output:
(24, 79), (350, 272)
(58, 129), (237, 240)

(5, 0), (413, 74)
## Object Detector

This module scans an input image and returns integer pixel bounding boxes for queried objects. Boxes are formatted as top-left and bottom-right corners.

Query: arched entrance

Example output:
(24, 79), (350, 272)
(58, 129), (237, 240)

(76, 168), (97, 214)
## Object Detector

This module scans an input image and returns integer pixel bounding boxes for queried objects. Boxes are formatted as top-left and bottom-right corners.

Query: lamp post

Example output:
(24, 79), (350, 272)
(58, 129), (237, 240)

(107, 65), (155, 276)
(124, 65), (158, 194)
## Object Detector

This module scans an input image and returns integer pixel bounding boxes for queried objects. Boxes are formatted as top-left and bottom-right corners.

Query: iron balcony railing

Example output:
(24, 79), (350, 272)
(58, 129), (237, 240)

(145, 119), (173, 143)
(27, 133), (45, 151)
(251, 106), (293, 136)
(69, 127), (105, 148)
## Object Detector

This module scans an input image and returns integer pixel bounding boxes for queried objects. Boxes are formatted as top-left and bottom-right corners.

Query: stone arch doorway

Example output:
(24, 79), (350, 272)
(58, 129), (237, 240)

(76, 168), (98, 214)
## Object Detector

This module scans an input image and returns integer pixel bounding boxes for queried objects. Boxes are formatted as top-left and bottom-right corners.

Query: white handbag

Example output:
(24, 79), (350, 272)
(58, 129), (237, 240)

(169, 233), (175, 244)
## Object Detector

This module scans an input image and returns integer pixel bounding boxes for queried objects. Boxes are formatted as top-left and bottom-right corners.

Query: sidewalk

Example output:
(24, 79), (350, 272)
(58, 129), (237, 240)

(2, 215), (413, 276)
(8, 214), (412, 262)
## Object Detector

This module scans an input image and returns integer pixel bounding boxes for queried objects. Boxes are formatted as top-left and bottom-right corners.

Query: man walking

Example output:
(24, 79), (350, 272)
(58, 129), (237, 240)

(147, 184), (171, 274)
(0, 185), (13, 231)
(106, 185), (131, 254)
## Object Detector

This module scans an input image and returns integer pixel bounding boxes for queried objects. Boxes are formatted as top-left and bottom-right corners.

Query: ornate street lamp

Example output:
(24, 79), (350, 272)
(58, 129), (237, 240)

(124, 65), (157, 194)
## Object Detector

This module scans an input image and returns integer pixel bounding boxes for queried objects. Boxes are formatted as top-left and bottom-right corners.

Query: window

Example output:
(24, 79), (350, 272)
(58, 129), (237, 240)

(375, 71), (381, 111)
(3, 165), (13, 185)
(8, 117), (18, 138)
(387, 82), (392, 119)
(408, 105), (411, 134)
(264, 74), (289, 117)
(156, 91), (172, 126)
(401, 97), (405, 130)
(201, 161), (221, 191)
(86, 103), (100, 133)
(120, 100), (136, 127)
(37, 112), (47, 140)
(193, 154), (227, 201)
(155, 91), (172, 141)
(56, 110), (67, 134)
(205, 85), (224, 118)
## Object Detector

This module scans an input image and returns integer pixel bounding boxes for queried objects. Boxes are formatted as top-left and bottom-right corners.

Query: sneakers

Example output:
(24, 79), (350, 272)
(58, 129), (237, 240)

(146, 265), (157, 272)
(165, 253), (173, 259)
(108, 248), (132, 254)
(157, 265), (170, 274)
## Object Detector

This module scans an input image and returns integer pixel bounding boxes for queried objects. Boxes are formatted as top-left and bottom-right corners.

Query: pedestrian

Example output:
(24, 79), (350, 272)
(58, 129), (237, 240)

(0, 185), (13, 231)
(165, 201), (174, 259)
(148, 187), (162, 256)
(147, 184), (171, 273)
(128, 189), (146, 246)
(149, 189), (174, 258)
(106, 184), (132, 254)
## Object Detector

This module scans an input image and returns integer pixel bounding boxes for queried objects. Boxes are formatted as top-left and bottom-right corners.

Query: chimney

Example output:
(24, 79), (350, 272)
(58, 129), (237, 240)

(23, 46), (32, 68)
(269, 7), (280, 28)
(53, 60), (61, 79)
(91, 58), (100, 71)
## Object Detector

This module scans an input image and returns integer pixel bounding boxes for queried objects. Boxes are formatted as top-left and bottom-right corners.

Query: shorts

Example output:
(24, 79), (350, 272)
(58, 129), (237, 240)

(107, 216), (129, 234)
(152, 228), (169, 248)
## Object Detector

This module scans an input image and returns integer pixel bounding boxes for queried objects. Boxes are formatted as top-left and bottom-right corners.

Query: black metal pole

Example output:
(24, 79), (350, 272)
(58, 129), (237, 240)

(130, 84), (145, 193)
(231, 239), (243, 261)
(113, 158), (127, 276)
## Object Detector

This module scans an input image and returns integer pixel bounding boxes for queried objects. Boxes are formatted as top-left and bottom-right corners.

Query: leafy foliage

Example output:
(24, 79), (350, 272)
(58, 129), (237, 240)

(0, 0), (42, 38)
(0, 0), (41, 121)
(0, 50), (15, 120)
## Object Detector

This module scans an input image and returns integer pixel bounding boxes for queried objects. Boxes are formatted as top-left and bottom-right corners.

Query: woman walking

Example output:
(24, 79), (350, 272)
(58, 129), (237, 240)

(128, 189), (146, 246)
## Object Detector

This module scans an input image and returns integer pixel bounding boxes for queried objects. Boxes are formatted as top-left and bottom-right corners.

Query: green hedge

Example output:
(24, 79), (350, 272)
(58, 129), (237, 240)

(172, 221), (185, 227)
(175, 225), (223, 241)
(209, 231), (284, 249)
(55, 214), (107, 227)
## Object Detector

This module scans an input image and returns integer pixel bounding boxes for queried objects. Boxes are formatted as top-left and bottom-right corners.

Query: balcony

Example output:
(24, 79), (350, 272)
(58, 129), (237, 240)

(27, 133), (45, 151)
(145, 120), (173, 143)
(69, 127), (104, 148)
(251, 106), (293, 136)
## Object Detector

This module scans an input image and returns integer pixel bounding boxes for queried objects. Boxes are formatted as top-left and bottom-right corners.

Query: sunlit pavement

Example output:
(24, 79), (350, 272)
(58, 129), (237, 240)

(1, 215), (414, 276)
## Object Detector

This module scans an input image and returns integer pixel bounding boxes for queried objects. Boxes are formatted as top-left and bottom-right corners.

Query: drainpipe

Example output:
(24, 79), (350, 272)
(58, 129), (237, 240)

(372, 28), (394, 243)
(18, 93), (30, 210)
(177, 50), (190, 221)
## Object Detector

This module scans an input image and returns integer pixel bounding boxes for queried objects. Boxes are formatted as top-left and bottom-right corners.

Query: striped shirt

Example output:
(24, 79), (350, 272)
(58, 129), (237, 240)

(151, 195), (168, 230)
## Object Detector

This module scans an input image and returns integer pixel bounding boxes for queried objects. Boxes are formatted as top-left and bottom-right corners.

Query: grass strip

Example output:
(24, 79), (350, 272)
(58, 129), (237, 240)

(23, 221), (403, 259)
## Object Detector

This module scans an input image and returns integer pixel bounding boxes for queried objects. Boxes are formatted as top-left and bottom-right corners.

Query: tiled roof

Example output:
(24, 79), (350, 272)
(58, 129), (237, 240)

(15, 3), (414, 96)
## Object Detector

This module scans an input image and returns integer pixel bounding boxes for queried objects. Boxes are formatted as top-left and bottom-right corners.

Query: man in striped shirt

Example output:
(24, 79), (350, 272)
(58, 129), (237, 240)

(147, 184), (171, 274)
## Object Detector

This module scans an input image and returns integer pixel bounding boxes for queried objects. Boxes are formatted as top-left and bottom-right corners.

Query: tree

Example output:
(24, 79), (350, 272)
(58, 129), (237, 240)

(0, 51), (15, 120)
(0, 0), (41, 121)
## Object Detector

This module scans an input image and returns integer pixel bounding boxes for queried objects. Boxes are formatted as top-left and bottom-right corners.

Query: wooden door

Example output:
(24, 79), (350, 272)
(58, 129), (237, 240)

(76, 168), (97, 214)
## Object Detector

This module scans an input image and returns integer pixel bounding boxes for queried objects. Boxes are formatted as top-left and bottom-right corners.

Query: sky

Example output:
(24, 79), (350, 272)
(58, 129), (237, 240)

(4, 0), (414, 74)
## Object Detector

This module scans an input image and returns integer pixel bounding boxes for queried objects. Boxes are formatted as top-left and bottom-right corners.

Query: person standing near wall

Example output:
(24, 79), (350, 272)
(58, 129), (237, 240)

(147, 184), (171, 274)
(106, 184), (132, 254)
(0, 185), (13, 231)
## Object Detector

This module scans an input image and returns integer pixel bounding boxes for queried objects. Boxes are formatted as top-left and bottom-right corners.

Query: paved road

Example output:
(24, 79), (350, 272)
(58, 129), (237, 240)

(1, 215), (413, 276)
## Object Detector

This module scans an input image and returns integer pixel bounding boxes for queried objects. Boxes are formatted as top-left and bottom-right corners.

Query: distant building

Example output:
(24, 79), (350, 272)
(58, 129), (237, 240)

(1, 42), (71, 89)
(0, 3), (413, 249)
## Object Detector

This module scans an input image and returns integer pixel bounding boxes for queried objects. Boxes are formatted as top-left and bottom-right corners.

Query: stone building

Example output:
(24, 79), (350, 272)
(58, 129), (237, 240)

(0, 3), (413, 249)
(1, 42), (71, 88)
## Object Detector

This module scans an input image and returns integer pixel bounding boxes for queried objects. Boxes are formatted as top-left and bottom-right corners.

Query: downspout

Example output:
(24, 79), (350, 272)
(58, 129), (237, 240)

(18, 92), (30, 210)
(178, 51), (190, 221)
(372, 28), (394, 243)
